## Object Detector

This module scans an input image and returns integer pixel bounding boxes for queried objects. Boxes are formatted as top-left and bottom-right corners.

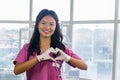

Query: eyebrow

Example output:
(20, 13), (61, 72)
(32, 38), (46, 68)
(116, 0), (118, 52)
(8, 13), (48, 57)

(41, 20), (55, 23)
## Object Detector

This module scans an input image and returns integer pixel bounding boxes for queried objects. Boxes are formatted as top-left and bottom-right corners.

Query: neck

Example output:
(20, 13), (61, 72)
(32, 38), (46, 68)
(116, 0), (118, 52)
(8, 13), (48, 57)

(40, 37), (51, 52)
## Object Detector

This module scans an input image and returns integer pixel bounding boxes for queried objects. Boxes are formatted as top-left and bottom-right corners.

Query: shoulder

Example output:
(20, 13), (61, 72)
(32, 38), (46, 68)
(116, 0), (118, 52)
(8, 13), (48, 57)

(21, 43), (30, 49)
(18, 43), (30, 54)
(64, 45), (81, 60)
(13, 43), (30, 64)
(64, 46), (73, 54)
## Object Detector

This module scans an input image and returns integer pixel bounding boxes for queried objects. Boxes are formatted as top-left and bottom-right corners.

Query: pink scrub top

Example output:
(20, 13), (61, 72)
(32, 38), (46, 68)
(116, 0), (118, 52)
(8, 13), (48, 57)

(13, 43), (81, 80)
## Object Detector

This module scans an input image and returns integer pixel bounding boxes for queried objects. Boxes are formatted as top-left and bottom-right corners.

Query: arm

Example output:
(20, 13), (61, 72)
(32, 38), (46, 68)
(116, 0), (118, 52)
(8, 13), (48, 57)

(55, 48), (87, 70)
(69, 57), (87, 70)
(14, 57), (38, 75)
(14, 47), (55, 75)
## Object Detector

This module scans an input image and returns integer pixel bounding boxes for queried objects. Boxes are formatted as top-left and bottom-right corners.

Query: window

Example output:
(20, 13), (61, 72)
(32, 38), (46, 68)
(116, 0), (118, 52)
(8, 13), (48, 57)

(116, 25), (120, 80)
(0, 0), (119, 80)
(0, 23), (29, 70)
(33, 0), (70, 21)
(74, 0), (115, 20)
(0, 0), (29, 20)
(72, 24), (113, 80)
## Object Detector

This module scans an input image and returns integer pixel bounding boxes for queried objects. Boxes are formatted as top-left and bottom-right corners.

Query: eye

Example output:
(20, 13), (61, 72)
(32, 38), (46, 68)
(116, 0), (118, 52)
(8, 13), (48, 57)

(41, 22), (45, 25)
(50, 23), (54, 26)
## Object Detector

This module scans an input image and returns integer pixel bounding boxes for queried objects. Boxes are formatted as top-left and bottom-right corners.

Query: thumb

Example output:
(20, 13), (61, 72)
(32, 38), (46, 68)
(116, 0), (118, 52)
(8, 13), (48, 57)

(55, 56), (62, 61)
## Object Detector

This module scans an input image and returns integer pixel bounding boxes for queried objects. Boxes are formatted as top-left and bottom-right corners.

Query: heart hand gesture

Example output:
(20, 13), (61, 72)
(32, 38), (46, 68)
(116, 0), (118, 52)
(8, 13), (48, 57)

(37, 47), (55, 62)
(54, 48), (71, 62)
(36, 47), (71, 62)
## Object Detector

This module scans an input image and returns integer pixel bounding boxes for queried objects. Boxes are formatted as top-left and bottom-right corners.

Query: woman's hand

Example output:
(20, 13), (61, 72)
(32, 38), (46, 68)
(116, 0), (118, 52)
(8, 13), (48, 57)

(54, 48), (71, 62)
(37, 47), (55, 62)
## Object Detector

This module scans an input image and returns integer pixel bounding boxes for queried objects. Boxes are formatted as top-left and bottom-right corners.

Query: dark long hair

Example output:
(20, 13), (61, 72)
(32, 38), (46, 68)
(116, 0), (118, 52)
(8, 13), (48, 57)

(27, 9), (65, 60)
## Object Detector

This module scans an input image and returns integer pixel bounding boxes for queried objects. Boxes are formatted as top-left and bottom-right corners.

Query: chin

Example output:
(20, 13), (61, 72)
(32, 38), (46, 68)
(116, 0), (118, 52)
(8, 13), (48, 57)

(44, 35), (51, 38)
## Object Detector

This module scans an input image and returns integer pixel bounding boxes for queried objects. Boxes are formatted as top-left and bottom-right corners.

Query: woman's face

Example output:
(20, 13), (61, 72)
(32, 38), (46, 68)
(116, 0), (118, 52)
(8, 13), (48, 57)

(38, 15), (56, 38)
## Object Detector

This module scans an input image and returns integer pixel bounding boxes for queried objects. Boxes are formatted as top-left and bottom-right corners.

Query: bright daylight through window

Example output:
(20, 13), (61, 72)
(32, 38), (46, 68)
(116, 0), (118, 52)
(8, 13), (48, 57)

(0, 0), (119, 80)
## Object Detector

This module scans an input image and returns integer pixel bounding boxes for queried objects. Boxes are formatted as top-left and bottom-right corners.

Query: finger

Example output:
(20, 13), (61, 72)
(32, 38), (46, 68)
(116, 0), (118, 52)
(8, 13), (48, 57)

(45, 48), (51, 53)
(54, 57), (59, 60)
(55, 48), (59, 51)
(55, 48), (60, 54)
(49, 47), (54, 50)
(50, 47), (56, 53)
(49, 57), (55, 61)
(55, 57), (62, 61)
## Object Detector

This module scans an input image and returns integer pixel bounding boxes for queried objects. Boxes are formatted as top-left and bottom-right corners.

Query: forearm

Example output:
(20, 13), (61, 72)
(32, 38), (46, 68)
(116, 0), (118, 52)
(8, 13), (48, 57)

(14, 57), (39, 75)
(69, 57), (87, 70)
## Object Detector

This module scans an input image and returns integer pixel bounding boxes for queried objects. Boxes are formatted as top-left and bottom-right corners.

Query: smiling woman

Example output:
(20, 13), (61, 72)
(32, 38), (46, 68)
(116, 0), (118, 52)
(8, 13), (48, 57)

(13, 9), (87, 80)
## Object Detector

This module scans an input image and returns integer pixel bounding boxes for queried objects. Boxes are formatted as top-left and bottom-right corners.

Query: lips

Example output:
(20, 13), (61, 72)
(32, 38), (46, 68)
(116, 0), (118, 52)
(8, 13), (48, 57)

(43, 30), (51, 34)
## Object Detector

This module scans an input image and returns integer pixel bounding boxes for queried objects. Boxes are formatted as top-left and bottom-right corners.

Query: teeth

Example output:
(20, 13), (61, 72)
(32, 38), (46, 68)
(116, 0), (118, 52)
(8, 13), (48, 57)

(44, 31), (49, 32)
(43, 30), (50, 33)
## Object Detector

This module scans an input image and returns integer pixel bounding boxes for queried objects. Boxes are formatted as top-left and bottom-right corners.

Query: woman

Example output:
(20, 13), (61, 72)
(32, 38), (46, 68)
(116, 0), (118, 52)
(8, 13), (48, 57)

(13, 9), (87, 80)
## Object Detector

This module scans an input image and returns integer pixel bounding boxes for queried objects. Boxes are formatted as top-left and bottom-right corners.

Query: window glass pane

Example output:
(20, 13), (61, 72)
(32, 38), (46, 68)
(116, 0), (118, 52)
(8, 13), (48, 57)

(116, 25), (120, 80)
(74, 0), (115, 20)
(33, 0), (70, 21)
(72, 24), (114, 80)
(61, 26), (70, 46)
(0, 0), (29, 20)
(0, 23), (29, 70)
(119, 0), (120, 19)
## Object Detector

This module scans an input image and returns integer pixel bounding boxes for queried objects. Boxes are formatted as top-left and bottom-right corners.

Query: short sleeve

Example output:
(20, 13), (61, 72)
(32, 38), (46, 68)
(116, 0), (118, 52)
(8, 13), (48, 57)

(13, 43), (29, 65)
(65, 46), (81, 67)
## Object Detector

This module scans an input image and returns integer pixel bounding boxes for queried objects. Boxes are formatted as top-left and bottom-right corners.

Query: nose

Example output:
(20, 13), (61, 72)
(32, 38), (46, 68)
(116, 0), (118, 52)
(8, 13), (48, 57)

(45, 24), (50, 29)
